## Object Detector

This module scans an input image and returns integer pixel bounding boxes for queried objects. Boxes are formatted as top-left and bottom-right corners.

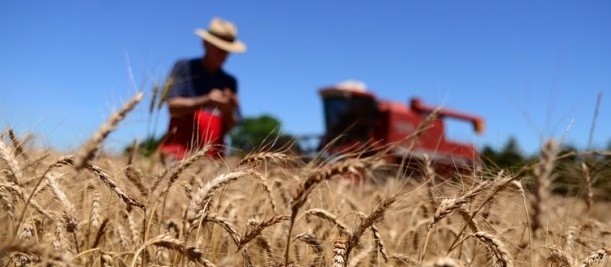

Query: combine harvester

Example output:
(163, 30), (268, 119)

(315, 81), (485, 175)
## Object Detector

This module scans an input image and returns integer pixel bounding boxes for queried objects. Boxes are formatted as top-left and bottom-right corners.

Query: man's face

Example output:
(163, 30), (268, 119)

(204, 41), (229, 69)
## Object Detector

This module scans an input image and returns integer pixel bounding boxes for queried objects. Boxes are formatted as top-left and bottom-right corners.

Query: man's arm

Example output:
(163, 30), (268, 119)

(168, 89), (230, 118)
(220, 89), (240, 132)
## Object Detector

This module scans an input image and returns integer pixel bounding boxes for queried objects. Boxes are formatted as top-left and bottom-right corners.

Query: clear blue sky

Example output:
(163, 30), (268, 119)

(1, 1), (610, 155)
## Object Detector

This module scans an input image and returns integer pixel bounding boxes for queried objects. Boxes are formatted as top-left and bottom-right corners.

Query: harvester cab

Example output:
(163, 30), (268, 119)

(318, 81), (485, 173)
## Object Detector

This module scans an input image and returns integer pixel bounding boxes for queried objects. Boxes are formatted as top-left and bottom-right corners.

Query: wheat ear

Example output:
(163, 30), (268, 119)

(579, 248), (610, 267)
(346, 194), (398, 262)
(238, 215), (289, 250)
(530, 139), (558, 236)
(581, 162), (593, 210)
(294, 233), (326, 266)
(420, 180), (490, 264)
(447, 172), (516, 253)
(186, 170), (252, 229)
(7, 129), (28, 160)
(73, 91), (143, 169)
(238, 151), (291, 167)
(124, 166), (147, 198)
(306, 208), (350, 236)
(546, 246), (573, 267)
(159, 146), (209, 198)
(131, 235), (216, 267)
(0, 139), (23, 184)
(333, 240), (348, 267)
(471, 231), (514, 267)
(87, 163), (144, 209)
(284, 158), (371, 266)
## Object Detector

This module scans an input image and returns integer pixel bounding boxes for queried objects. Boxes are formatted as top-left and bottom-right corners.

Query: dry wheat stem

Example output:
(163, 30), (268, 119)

(91, 218), (108, 249)
(73, 91), (143, 169)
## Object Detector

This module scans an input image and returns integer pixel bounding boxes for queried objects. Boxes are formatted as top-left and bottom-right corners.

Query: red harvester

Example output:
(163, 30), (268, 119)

(317, 81), (485, 174)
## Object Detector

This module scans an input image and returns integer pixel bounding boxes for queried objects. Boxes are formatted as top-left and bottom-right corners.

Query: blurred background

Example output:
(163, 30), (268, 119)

(1, 0), (610, 157)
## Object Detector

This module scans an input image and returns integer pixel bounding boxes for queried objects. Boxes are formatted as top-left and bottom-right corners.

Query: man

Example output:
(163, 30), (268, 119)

(160, 17), (246, 159)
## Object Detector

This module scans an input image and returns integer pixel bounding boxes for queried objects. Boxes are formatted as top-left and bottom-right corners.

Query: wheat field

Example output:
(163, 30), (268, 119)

(1, 93), (610, 267)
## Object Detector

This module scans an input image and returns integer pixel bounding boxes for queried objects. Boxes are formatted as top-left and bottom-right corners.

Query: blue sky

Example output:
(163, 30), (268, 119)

(1, 1), (610, 155)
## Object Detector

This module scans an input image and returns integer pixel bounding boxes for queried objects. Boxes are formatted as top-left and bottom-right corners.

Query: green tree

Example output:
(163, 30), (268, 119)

(229, 114), (299, 154)
(481, 137), (526, 169)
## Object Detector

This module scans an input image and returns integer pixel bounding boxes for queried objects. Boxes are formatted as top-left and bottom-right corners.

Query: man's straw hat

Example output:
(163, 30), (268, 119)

(194, 17), (246, 53)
